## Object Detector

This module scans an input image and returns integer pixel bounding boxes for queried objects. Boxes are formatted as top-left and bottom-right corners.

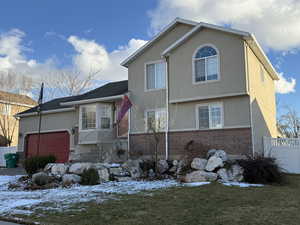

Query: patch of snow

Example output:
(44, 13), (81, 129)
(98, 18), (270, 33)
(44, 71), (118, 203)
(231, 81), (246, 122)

(222, 182), (264, 187)
(183, 182), (210, 187)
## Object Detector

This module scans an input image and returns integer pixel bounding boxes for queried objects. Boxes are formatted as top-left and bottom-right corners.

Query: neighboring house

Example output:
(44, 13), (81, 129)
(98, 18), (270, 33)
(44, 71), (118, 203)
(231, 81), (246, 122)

(121, 18), (279, 159)
(0, 91), (36, 146)
(17, 81), (129, 163)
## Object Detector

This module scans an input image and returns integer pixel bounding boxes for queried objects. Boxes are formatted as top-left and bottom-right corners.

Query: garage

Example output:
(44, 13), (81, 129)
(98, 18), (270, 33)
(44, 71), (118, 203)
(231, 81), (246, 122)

(25, 131), (70, 163)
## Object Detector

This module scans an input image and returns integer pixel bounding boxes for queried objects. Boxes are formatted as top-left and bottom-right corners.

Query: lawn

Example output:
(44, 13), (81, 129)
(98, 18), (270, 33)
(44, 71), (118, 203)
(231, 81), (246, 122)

(13, 175), (300, 225)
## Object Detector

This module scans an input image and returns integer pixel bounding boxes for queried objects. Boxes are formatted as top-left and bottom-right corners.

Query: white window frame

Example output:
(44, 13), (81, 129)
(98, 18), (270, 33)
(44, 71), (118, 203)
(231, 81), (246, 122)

(192, 44), (220, 85)
(145, 108), (166, 132)
(1, 104), (11, 115)
(144, 60), (166, 92)
(195, 102), (224, 130)
(79, 103), (113, 132)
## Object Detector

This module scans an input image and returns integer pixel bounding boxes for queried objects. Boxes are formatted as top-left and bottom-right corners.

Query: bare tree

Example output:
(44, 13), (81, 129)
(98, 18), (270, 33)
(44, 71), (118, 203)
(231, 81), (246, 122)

(0, 100), (21, 146)
(277, 106), (300, 138)
(0, 70), (33, 95)
(42, 69), (101, 100)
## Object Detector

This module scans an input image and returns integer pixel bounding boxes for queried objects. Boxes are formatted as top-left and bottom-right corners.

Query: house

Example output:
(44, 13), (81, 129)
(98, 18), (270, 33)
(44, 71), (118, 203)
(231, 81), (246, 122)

(17, 81), (129, 163)
(18, 18), (279, 162)
(0, 91), (36, 146)
(121, 18), (279, 160)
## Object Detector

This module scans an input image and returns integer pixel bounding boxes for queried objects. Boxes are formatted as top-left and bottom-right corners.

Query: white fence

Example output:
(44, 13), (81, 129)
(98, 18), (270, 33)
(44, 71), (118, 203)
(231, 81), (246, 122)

(264, 137), (300, 174)
(0, 146), (17, 167)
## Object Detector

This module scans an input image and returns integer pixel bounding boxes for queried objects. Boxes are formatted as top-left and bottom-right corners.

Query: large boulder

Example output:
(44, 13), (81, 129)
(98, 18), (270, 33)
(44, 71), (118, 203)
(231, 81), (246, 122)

(176, 159), (188, 175)
(207, 149), (217, 159)
(32, 172), (52, 186)
(51, 164), (69, 176)
(62, 174), (81, 185)
(228, 164), (244, 182)
(191, 158), (207, 170)
(122, 159), (143, 178)
(44, 163), (56, 172)
(69, 163), (94, 175)
(214, 150), (228, 162)
(98, 168), (110, 182)
(184, 170), (218, 182)
(205, 156), (223, 172)
(217, 168), (230, 182)
(157, 160), (169, 174)
(109, 167), (124, 176)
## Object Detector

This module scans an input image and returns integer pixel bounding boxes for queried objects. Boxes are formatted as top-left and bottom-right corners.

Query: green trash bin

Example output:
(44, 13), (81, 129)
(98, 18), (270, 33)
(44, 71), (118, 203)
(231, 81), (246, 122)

(4, 153), (18, 168)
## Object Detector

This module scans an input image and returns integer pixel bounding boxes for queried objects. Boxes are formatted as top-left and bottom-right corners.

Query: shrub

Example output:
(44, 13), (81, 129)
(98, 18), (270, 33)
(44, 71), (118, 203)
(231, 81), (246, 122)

(80, 168), (100, 185)
(24, 155), (56, 175)
(238, 156), (285, 184)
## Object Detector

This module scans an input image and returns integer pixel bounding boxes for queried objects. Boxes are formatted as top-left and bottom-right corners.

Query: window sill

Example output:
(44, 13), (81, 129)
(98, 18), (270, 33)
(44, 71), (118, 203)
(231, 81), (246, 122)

(193, 79), (220, 85)
(144, 88), (166, 92)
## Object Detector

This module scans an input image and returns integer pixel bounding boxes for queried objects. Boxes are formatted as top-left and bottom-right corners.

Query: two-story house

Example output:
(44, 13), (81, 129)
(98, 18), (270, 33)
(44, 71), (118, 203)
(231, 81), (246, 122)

(122, 18), (279, 159)
(0, 91), (36, 146)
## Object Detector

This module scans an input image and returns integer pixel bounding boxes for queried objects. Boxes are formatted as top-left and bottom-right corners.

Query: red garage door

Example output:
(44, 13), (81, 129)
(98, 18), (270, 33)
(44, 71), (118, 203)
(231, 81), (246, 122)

(26, 131), (70, 163)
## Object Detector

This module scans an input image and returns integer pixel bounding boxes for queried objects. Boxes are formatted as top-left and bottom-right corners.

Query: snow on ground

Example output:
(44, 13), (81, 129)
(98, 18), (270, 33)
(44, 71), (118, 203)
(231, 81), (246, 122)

(222, 182), (264, 187)
(0, 176), (263, 216)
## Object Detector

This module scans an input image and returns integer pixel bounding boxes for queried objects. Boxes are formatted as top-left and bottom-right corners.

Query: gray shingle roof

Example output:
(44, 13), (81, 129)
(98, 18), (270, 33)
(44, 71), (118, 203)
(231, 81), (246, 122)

(18, 80), (128, 115)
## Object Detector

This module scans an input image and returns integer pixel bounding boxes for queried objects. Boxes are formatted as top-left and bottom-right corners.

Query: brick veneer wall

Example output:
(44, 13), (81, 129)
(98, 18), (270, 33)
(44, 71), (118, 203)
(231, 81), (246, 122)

(129, 128), (252, 160)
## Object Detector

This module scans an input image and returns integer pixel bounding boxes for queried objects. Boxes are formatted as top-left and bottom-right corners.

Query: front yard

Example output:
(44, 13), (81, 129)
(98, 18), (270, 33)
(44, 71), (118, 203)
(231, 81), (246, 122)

(1, 175), (300, 225)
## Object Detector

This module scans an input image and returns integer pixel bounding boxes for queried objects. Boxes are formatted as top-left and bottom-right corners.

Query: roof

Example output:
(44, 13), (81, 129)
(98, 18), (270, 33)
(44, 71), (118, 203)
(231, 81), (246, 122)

(0, 90), (37, 106)
(18, 80), (128, 116)
(121, 17), (279, 80)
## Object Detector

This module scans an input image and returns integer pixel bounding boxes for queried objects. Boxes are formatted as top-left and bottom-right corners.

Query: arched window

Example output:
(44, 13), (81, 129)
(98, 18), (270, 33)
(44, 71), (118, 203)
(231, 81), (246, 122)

(193, 45), (219, 83)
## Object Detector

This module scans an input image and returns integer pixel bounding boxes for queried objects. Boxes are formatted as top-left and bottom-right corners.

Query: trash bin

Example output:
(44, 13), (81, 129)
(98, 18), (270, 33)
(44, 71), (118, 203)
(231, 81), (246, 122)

(4, 153), (18, 168)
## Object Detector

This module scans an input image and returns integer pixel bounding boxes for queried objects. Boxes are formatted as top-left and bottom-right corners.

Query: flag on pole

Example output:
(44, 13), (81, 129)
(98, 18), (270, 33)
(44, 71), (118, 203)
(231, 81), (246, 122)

(37, 83), (44, 113)
(117, 95), (132, 124)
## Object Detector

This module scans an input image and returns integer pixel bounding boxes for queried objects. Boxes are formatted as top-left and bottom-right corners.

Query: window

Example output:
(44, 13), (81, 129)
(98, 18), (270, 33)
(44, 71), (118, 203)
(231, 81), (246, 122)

(99, 105), (112, 129)
(260, 65), (265, 83)
(81, 105), (96, 130)
(197, 103), (222, 129)
(0, 104), (11, 115)
(193, 45), (219, 83)
(146, 109), (166, 131)
(145, 61), (166, 90)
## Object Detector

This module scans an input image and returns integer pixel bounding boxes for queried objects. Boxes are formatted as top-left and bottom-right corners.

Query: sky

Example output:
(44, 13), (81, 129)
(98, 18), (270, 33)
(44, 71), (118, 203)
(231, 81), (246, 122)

(0, 0), (299, 113)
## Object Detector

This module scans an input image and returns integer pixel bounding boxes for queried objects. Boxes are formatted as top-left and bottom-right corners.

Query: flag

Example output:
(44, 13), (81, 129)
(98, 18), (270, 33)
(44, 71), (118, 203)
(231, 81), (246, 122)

(37, 83), (44, 113)
(117, 95), (132, 124)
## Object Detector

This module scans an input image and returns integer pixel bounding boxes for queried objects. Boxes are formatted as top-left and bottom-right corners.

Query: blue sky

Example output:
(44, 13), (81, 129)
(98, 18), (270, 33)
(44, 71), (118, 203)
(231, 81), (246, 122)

(0, 0), (299, 114)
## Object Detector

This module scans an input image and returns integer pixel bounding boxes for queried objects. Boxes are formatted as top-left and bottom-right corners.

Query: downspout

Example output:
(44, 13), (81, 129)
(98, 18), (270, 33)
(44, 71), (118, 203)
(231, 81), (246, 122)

(127, 108), (131, 160)
(245, 42), (255, 156)
(164, 56), (169, 160)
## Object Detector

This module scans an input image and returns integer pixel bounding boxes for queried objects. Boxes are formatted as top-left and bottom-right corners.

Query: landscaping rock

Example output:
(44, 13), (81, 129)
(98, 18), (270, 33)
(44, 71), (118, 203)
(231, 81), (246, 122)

(205, 156), (224, 172)
(94, 163), (107, 170)
(172, 160), (179, 166)
(207, 149), (217, 159)
(214, 150), (228, 162)
(122, 159), (143, 178)
(116, 176), (132, 182)
(217, 168), (230, 182)
(44, 163), (56, 172)
(98, 168), (110, 182)
(184, 170), (218, 182)
(191, 158), (207, 170)
(62, 174), (81, 185)
(109, 167), (124, 176)
(51, 163), (69, 176)
(148, 169), (156, 178)
(32, 172), (52, 186)
(228, 164), (244, 182)
(157, 160), (169, 174)
(176, 159), (188, 175)
(69, 163), (94, 175)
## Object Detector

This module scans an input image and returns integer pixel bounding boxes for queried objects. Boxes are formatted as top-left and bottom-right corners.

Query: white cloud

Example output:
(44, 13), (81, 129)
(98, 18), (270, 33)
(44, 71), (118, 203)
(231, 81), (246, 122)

(67, 36), (147, 81)
(275, 73), (296, 94)
(149, 0), (300, 51)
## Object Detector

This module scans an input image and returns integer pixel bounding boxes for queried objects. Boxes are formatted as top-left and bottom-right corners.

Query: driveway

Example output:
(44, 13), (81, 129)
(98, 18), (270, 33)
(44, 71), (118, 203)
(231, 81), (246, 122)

(0, 168), (26, 176)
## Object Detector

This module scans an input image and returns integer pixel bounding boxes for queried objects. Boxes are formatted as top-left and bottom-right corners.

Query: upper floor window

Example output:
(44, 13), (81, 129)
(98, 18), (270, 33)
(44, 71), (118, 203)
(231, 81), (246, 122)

(99, 104), (112, 129)
(145, 61), (166, 90)
(1, 104), (11, 116)
(193, 45), (219, 83)
(145, 108), (166, 132)
(81, 105), (96, 130)
(196, 103), (223, 129)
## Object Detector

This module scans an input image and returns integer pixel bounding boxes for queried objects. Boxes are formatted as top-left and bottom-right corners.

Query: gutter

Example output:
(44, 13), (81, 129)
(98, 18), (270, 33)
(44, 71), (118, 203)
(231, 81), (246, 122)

(60, 94), (126, 106)
(17, 107), (75, 118)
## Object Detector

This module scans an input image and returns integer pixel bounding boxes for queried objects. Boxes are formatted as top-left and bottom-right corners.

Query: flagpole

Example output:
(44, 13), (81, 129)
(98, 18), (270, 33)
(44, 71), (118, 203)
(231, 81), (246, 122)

(36, 83), (44, 156)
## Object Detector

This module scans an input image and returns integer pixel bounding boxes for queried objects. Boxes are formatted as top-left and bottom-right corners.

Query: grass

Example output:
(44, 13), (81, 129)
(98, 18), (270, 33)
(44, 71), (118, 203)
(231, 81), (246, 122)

(13, 175), (300, 225)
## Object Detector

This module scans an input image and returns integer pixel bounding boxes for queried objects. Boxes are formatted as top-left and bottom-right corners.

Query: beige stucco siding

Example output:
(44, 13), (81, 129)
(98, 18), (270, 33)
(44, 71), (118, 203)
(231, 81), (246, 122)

(169, 96), (250, 130)
(168, 28), (247, 101)
(128, 23), (194, 133)
(246, 43), (277, 154)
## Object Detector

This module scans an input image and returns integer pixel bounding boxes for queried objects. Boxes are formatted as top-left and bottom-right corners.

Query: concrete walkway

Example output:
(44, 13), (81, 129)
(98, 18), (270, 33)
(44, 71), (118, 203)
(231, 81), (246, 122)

(0, 167), (26, 176)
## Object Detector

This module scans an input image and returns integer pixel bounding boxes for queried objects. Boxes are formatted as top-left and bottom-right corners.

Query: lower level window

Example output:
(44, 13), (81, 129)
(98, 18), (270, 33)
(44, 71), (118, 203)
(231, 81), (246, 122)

(146, 109), (166, 131)
(197, 103), (222, 129)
